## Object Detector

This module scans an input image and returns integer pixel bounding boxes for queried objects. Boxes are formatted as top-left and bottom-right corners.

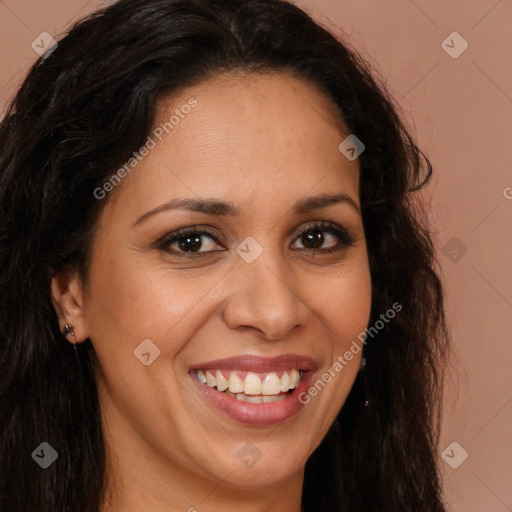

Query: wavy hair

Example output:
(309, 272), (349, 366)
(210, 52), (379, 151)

(0, 0), (450, 510)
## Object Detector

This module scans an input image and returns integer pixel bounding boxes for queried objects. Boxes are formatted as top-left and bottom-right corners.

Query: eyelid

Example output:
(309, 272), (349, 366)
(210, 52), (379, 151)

(294, 221), (354, 245)
(155, 225), (224, 250)
(157, 220), (355, 255)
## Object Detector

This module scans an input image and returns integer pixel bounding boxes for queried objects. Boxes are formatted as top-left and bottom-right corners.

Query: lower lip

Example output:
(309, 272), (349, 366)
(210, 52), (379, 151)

(189, 371), (315, 426)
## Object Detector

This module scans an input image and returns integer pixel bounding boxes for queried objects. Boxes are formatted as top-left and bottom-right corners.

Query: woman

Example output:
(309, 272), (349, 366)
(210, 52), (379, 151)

(0, 0), (450, 510)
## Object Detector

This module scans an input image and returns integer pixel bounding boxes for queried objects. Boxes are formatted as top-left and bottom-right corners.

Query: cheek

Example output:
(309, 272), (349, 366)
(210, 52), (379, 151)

(306, 262), (372, 350)
(83, 246), (227, 359)
(292, 262), (371, 439)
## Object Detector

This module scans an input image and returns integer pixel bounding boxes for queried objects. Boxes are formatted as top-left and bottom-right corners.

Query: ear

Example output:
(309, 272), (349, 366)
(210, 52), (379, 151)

(50, 270), (88, 344)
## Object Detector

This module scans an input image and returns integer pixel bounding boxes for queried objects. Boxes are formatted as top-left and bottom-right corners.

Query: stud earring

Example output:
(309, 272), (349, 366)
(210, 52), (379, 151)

(359, 355), (370, 407)
(64, 324), (76, 342)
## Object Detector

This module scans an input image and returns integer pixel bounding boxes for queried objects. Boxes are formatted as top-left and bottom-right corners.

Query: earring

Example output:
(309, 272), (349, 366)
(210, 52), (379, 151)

(64, 324), (76, 342)
(359, 355), (369, 406)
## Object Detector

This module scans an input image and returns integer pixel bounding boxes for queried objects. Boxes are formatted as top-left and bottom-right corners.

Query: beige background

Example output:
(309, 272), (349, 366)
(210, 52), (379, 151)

(1, 0), (511, 510)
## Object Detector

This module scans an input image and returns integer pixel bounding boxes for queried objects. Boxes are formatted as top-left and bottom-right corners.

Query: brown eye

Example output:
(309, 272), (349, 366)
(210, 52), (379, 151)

(160, 228), (225, 255)
(292, 222), (354, 253)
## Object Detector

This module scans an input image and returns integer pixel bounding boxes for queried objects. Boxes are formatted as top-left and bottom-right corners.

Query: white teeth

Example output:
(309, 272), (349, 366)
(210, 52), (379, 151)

(280, 371), (290, 392)
(244, 372), (262, 395)
(228, 373), (244, 393)
(196, 370), (207, 384)
(245, 395), (263, 404)
(205, 371), (216, 387)
(262, 394), (284, 403)
(290, 369), (300, 388)
(262, 373), (282, 395)
(196, 368), (304, 396)
(215, 370), (228, 391)
(235, 392), (287, 403)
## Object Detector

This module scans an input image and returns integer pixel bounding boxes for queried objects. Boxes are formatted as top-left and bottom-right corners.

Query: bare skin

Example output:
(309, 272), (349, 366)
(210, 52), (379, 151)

(51, 71), (372, 512)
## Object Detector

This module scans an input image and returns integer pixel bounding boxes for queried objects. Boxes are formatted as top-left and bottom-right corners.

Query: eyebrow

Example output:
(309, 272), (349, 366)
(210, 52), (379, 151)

(132, 192), (360, 227)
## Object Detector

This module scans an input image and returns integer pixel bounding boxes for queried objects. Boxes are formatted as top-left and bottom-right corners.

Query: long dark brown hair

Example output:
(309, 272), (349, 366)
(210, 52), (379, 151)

(0, 0), (450, 510)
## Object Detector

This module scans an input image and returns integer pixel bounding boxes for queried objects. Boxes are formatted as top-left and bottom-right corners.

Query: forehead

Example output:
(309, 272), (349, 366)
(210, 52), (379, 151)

(104, 71), (359, 219)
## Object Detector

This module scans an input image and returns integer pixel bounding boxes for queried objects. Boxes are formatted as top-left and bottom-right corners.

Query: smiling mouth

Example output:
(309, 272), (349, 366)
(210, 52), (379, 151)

(194, 368), (305, 403)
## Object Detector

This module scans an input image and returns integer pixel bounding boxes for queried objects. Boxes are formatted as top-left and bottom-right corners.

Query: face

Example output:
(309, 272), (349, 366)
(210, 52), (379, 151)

(54, 72), (372, 507)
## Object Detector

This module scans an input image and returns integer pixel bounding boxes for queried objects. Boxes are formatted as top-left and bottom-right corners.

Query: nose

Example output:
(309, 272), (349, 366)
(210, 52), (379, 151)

(222, 250), (311, 341)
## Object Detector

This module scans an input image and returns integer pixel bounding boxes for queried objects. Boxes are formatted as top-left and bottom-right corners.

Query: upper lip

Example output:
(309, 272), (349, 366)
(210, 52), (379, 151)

(189, 353), (318, 372)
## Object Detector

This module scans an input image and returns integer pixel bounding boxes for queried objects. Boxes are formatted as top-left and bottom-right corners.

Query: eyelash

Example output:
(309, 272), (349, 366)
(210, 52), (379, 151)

(157, 221), (355, 258)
